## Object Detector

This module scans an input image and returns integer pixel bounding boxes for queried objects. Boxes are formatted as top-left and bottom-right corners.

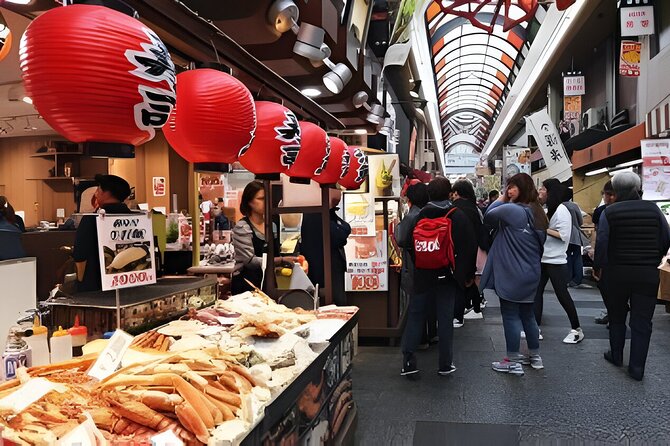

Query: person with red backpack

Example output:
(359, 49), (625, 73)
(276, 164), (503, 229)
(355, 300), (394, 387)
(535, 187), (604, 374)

(400, 177), (478, 377)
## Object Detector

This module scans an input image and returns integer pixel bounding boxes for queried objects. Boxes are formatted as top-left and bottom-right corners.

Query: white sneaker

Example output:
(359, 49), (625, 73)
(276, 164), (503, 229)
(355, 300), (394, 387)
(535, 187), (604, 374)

(562, 328), (584, 344)
(521, 329), (542, 340)
(464, 309), (483, 320)
(453, 319), (464, 328)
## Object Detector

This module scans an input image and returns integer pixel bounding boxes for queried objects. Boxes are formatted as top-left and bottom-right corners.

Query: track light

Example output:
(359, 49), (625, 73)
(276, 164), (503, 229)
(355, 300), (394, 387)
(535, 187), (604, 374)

(353, 91), (369, 108)
(366, 104), (385, 125)
(268, 0), (300, 34)
(293, 22), (328, 60)
(322, 60), (352, 94)
(379, 118), (394, 136)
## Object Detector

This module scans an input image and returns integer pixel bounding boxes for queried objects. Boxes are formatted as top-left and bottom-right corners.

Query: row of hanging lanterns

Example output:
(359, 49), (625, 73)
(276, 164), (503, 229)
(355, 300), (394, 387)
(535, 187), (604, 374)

(18, 4), (368, 190)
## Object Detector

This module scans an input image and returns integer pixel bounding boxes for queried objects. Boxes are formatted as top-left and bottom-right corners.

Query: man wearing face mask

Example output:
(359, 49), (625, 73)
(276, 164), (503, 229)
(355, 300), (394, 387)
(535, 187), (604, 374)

(73, 174), (132, 292)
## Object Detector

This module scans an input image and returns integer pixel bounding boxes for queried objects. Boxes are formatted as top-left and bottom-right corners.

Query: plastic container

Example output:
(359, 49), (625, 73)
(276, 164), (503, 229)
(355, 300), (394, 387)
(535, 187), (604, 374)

(24, 316), (49, 367)
(50, 326), (72, 364)
(3, 326), (32, 380)
(68, 315), (88, 357)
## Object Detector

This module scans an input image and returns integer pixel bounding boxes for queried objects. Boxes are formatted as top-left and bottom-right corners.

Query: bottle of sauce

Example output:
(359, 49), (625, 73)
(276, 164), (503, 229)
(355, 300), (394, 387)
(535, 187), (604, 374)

(24, 316), (49, 367)
(3, 326), (32, 380)
(50, 326), (72, 364)
(68, 315), (88, 357)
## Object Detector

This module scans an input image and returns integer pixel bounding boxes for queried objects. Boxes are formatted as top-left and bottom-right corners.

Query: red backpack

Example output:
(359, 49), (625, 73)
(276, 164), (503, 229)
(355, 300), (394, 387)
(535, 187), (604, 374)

(412, 208), (457, 270)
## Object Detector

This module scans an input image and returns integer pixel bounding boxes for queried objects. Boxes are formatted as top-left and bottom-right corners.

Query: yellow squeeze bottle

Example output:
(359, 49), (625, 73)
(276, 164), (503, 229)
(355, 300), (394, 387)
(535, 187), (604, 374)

(24, 316), (50, 366)
(50, 326), (72, 364)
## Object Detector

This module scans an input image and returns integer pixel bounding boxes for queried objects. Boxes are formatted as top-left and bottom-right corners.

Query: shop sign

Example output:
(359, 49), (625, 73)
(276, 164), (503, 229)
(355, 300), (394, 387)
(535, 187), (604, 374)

(344, 231), (388, 292)
(619, 41), (642, 77)
(621, 6), (655, 37)
(503, 147), (531, 181)
(525, 109), (572, 183)
(563, 76), (585, 97)
(563, 95), (582, 136)
(152, 176), (166, 197)
(641, 139), (670, 201)
(96, 213), (156, 291)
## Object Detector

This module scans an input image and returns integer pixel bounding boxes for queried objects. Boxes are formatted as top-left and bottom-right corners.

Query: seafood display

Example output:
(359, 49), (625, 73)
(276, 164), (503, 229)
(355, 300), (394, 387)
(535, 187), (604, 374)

(0, 291), (357, 445)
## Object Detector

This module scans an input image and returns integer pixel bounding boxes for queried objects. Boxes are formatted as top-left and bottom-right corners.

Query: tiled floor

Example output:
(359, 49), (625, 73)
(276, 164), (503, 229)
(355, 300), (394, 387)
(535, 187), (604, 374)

(353, 284), (670, 445)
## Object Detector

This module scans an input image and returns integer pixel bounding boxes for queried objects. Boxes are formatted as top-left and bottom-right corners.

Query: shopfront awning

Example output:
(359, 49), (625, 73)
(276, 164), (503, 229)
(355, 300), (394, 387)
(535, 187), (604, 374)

(646, 95), (670, 138)
(571, 123), (645, 170)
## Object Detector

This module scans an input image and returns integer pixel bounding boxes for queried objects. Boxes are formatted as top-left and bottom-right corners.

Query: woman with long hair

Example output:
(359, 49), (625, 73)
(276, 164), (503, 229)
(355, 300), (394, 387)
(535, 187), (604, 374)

(480, 173), (547, 376)
(231, 181), (297, 294)
(534, 179), (584, 344)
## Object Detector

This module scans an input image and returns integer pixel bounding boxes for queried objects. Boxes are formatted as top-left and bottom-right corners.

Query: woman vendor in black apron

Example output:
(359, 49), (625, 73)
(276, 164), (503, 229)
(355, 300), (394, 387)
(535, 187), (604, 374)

(231, 181), (297, 295)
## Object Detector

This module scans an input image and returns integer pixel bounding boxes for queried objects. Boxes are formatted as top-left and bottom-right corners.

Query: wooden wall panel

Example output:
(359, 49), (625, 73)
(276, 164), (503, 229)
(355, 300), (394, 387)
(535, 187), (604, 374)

(141, 132), (171, 212)
(168, 146), (190, 213)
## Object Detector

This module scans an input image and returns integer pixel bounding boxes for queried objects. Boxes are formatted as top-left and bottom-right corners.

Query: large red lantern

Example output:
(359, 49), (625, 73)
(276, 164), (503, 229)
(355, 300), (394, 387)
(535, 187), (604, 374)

(314, 136), (346, 185)
(338, 147), (368, 190)
(165, 69), (256, 163)
(238, 101), (301, 179)
(286, 121), (330, 183)
(20, 5), (176, 146)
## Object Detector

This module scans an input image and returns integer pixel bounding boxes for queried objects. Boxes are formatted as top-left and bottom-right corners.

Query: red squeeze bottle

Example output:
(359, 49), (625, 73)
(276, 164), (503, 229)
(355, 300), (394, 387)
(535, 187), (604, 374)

(68, 315), (88, 357)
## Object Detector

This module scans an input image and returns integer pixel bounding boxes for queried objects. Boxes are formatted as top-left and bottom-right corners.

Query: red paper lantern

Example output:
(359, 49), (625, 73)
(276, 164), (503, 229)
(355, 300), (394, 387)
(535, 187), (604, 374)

(165, 69), (256, 163)
(20, 5), (176, 146)
(314, 136), (347, 185)
(338, 146), (368, 190)
(238, 101), (301, 178)
(286, 121), (330, 183)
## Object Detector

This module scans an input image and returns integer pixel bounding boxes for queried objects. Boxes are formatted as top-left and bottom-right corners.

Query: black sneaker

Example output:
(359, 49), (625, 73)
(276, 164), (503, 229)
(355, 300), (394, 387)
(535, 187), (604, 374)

(595, 311), (609, 325)
(401, 355), (419, 377)
(437, 364), (457, 376)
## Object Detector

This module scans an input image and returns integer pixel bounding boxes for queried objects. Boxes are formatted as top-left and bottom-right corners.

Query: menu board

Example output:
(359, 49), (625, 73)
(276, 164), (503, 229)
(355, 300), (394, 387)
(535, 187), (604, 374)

(344, 230), (388, 292)
(343, 193), (375, 236)
(641, 139), (670, 201)
(96, 213), (156, 291)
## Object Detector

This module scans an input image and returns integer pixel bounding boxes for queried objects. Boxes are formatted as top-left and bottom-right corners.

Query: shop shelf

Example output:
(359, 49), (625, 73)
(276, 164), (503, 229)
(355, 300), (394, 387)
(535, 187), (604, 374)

(30, 151), (83, 158)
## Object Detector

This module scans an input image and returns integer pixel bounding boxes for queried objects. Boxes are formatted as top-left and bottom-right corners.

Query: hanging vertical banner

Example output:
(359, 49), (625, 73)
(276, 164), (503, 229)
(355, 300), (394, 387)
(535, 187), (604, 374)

(525, 109), (572, 183)
(620, 5), (655, 37)
(563, 96), (582, 136)
(563, 75), (585, 96)
(619, 41), (642, 77)
(96, 213), (156, 291)
(641, 139), (670, 201)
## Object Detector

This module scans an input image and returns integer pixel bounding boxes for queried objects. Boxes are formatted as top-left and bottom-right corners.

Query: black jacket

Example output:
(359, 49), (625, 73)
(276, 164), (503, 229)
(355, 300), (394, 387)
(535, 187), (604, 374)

(453, 198), (487, 249)
(408, 200), (478, 293)
(595, 199), (670, 284)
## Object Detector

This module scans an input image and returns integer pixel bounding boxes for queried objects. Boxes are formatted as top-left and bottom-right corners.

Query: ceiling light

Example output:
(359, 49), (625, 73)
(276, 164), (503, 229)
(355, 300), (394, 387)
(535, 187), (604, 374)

(5, 0), (32, 4)
(585, 167), (608, 177)
(301, 87), (322, 98)
(615, 159), (643, 168)
(354, 129), (368, 135)
(409, 80), (421, 98)
(379, 118), (394, 136)
(410, 90), (419, 98)
(366, 104), (385, 125)
(353, 91), (369, 108)
(268, 0), (300, 34)
(322, 62), (352, 94)
(293, 22), (328, 60)
(22, 96), (32, 105)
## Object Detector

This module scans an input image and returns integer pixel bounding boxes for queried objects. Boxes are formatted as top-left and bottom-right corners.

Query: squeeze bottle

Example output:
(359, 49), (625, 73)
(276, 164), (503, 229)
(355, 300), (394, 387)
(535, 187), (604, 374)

(24, 316), (49, 367)
(50, 326), (72, 364)
(68, 315), (88, 357)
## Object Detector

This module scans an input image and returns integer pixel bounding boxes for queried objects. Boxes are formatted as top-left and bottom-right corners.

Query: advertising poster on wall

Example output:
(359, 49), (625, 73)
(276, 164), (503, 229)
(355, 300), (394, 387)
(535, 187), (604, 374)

(343, 193), (375, 236)
(344, 231), (388, 292)
(368, 154), (401, 197)
(619, 41), (642, 77)
(503, 147), (531, 181)
(641, 139), (670, 201)
(152, 177), (166, 197)
(96, 213), (156, 291)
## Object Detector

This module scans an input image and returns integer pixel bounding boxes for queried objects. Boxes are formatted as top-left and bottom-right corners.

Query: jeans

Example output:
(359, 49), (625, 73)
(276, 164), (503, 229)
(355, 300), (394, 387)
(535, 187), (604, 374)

(534, 263), (581, 330)
(601, 272), (658, 376)
(401, 280), (456, 370)
(500, 298), (540, 358)
(566, 243), (584, 285)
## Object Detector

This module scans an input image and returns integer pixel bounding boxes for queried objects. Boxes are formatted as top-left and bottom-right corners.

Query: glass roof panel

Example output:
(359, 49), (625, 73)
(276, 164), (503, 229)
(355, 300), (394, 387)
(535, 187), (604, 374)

(426, 0), (540, 151)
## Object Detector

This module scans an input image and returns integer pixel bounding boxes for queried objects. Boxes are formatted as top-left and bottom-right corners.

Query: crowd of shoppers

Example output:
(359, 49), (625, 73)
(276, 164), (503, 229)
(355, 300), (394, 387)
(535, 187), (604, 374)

(396, 171), (670, 380)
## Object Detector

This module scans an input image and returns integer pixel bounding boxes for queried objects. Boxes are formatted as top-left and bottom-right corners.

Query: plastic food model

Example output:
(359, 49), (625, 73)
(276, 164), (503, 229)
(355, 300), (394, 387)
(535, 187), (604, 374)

(375, 159), (395, 196)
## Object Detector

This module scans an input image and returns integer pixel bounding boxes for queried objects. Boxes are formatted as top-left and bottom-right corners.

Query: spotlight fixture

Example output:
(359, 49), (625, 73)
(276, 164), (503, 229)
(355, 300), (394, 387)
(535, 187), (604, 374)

(409, 80), (421, 98)
(322, 61), (352, 94)
(366, 104), (385, 125)
(379, 118), (394, 136)
(268, 0), (300, 34)
(352, 91), (369, 108)
(301, 87), (322, 98)
(293, 22), (328, 60)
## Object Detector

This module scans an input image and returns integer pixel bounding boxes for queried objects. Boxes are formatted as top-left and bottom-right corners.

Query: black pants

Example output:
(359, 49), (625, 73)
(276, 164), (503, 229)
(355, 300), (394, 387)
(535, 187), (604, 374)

(534, 263), (581, 329)
(401, 281), (456, 370)
(601, 273), (658, 376)
(454, 284), (482, 322)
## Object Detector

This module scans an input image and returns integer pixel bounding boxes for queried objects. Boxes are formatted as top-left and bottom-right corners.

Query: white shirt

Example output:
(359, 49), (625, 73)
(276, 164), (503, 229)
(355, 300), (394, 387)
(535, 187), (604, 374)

(541, 204), (572, 264)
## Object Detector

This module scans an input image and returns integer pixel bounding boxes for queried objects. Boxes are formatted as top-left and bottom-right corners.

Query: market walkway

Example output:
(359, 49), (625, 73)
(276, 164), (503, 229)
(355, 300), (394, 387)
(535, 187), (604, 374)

(353, 283), (670, 445)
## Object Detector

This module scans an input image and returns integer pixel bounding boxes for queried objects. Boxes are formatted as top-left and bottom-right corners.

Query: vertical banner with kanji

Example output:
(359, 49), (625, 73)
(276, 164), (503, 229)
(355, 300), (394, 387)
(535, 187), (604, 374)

(525, 109), (572, 183)
(619, 41), (642, 77)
